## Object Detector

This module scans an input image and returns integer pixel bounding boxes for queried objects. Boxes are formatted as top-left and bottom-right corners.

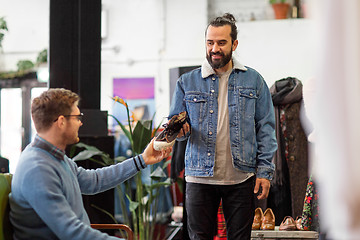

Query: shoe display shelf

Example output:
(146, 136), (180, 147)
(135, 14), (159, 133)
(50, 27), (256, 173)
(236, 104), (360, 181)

(251, 226), (319, 240)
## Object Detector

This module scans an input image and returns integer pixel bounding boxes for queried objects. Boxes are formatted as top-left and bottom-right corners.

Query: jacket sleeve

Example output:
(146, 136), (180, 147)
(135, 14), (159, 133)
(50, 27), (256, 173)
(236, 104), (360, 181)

(254, 76), (278, 180)
(169, 77), (189, 142)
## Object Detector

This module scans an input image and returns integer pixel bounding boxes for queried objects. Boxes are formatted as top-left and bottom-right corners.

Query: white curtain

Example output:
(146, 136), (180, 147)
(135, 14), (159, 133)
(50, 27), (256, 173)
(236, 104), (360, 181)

(313, 0), (360, 238)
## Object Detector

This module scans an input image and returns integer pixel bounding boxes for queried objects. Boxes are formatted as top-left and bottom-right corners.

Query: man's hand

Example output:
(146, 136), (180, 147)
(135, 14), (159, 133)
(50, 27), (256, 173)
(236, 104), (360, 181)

(142, 138), (172, 165)
(177, 122), (190, 138)
(254, 178), (271, 200)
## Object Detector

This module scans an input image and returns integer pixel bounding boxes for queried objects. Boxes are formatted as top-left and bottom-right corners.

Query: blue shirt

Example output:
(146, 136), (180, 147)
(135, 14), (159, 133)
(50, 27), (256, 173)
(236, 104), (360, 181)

(169, 57), (277, 180)
(10, 135), (146, 240)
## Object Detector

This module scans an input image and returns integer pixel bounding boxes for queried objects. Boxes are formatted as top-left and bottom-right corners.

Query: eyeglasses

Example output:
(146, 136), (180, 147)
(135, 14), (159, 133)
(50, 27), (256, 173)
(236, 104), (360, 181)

(54, 113), (84, 122)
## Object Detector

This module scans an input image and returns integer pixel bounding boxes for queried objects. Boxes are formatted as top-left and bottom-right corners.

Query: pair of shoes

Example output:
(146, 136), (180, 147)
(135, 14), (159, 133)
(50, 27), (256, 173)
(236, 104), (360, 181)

(153, 111), (187, 151)
(252, 208), (276, 230)
(252, 208), (263, 230)
(295, 216), (303, 230)
(261, 208), (275, 230)
(279, 216), (297, 231)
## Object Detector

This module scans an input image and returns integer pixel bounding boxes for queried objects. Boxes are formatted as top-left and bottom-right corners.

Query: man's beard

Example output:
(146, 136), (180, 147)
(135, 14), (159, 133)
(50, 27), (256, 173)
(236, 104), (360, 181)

(206, 50), (232, 69)
(63, 130), (80, 146)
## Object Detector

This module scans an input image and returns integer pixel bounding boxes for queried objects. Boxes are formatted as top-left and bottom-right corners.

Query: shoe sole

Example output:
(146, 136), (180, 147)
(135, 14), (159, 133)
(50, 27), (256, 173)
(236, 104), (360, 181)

(279, 226), (297, 231)
(153, 140), (176, 151)
(261, 223), (275, 230)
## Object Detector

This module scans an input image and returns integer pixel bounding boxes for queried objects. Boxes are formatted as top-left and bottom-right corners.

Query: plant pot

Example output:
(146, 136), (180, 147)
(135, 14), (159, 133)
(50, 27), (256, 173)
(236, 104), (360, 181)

(272, 3), (290, 19)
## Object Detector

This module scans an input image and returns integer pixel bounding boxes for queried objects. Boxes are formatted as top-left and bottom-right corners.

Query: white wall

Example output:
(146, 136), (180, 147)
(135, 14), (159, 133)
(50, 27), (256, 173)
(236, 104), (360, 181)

(236, 18), (316, 87)
(0, 0), (49, 71)
(0, 0), (316, 171)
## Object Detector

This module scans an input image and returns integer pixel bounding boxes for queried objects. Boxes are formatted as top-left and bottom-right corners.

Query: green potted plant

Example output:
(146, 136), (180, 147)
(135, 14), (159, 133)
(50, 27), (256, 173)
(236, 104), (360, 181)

(71, 97), (172, 240)
(270, 0), (290, 19)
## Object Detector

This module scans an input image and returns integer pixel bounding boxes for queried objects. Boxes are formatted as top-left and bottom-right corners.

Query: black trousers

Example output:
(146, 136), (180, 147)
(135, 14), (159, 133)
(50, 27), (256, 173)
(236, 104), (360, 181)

(185, 176), (255, 240)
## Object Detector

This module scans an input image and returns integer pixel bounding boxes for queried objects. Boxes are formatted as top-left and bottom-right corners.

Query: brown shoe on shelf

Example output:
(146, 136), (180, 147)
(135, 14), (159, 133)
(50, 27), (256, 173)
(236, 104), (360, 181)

(295, 216), (303, 230)
(261, 208), (275, 230)
(279, 216), (297, 231)
(252, 207), (264, 230)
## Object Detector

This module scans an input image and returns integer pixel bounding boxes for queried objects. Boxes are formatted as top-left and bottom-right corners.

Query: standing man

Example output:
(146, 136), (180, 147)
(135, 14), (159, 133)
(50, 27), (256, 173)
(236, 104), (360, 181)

(10, 88), (172, 240)
(169, 13), (277, 239)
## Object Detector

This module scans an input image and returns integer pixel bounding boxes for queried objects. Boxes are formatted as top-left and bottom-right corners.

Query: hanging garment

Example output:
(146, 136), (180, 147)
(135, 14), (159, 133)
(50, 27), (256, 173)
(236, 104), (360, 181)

(269, 77), (309, 224)
(301, 175), (320, 232)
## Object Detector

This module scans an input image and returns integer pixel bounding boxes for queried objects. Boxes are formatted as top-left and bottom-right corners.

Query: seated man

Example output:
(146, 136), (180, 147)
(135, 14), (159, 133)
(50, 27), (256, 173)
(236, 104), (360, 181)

(9, 88), (173, 240)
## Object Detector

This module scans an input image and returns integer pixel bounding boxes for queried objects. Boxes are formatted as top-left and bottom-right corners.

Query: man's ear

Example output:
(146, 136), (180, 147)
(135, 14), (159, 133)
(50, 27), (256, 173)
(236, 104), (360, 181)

(55, 115), (66, 128)
(232, 39), (238, 51)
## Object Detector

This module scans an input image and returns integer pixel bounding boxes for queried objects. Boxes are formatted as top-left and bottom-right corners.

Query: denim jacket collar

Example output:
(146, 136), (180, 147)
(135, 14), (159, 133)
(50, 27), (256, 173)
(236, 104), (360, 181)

(201, 56), (248, 78)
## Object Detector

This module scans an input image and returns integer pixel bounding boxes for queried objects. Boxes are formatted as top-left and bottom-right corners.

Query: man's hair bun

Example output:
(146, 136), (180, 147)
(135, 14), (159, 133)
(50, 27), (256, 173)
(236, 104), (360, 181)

(222, 13), (236, 23)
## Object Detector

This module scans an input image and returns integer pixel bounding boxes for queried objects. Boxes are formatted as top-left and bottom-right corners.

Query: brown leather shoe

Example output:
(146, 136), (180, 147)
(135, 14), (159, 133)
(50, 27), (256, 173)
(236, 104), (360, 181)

(252, 207), (264, 230)
(279, 216), (297, 231)
(295, 216), (303, 230)
(261, 208), (275, 230)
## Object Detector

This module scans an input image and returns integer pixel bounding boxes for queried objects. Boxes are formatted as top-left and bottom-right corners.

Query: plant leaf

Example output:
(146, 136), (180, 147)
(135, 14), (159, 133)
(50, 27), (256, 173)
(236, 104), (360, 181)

(68, 144), (77, 158)
(132, 120), (152, 154)
(109, 113), (133, 146)
(162, 158), (171, 169)
(150, 166), (167, 180)
(148, 178), (172, 190)
(72, 149), (104, 161)
(115, 156), (127, 163)
(101, 154), (115, 165)
(75, 142), (102, 152)
(126, 194), (140, 212)
(91, 204), (118, 224)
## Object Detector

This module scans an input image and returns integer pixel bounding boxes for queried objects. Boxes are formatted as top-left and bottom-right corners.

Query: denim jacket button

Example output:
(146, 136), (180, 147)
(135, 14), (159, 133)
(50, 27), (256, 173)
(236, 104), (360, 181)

(193, 98), (197, 102)
(210, 110), (214, 113)
(211, 89), (215, 93)
(212, 77), (216, 81)
(207, 153), (211, 156)
(209, 131), (213, 135)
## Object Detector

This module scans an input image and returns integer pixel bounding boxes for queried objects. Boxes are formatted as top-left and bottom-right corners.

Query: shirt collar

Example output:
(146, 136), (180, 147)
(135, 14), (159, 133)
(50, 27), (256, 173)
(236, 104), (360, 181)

(32, 134), (65, 161)
(201, 56), (247, 78)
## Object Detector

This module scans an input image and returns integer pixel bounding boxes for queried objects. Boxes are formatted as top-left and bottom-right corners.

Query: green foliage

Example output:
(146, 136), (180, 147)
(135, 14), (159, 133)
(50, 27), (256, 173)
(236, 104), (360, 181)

(132, 120), (153, 154)
(0, 47), (47, 80)
(17, 60), (34, 71)
(71, 142), (114, 166)
(71, 97), (171, 240)
(0, 70), (32, 79)
(36, 49), (48, 64)
(0, 17), (8, 48)
(10, 50), (47, 75)
(270, 0), (286, 4)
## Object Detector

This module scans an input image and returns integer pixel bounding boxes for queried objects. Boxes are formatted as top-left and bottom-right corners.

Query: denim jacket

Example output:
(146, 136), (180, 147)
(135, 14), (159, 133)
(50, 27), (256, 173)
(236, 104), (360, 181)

(169, 58), (277, 180)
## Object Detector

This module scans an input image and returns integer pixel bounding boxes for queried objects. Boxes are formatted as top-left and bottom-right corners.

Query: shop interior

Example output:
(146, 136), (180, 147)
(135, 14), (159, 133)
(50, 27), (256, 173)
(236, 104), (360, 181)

(1, 0), (359, 239)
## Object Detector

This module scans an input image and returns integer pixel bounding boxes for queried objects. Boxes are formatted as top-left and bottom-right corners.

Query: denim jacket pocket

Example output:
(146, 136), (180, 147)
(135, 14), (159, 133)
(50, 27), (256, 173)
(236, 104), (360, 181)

(184, 92), (208, 126)
(238, 88), (258, 117)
